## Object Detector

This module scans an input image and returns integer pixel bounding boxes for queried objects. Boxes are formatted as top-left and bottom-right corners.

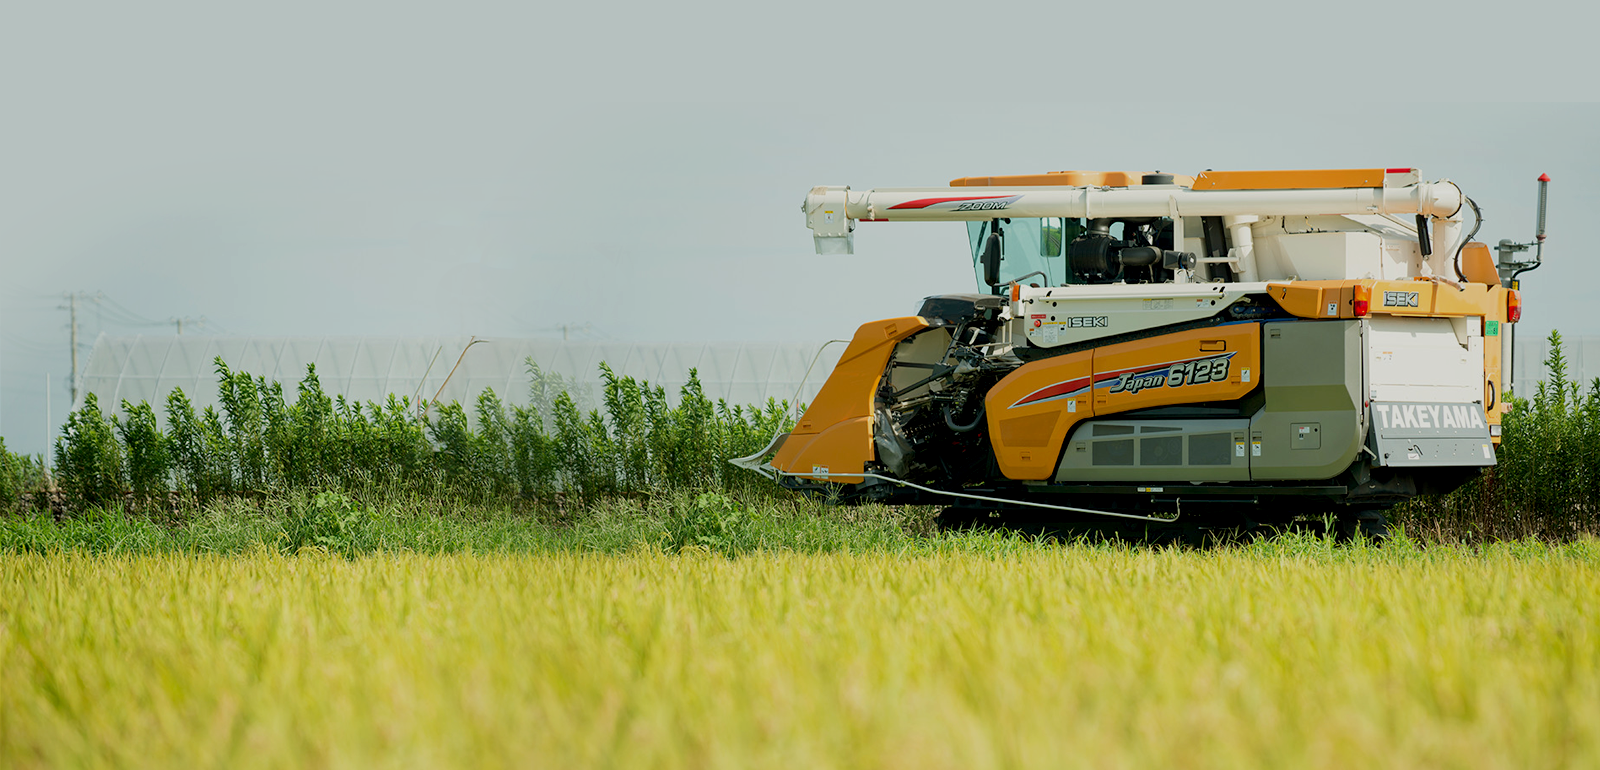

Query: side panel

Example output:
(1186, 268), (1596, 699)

(1266, 279), (1506, 321)
(771, 316), (930, 482)
(1267, 232), (1385, 282)
(1366, 316), (1483, 404)
(1268, 282), (1356, 320)
(1056, 418), (1251, 482)
(985, 324), (1262, 482)
(1091, 324), (1261, 415)
(1015, 283), (1249, 349)
(984, 351), (1094, 480)
(1249, 320), (1363, 480)
(1484, 296), (1505, 441)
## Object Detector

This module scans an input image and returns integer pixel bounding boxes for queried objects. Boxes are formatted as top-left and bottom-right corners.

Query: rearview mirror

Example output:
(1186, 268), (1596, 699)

(981, 231), (1003, 288)
(1040, 218), (1063, 257)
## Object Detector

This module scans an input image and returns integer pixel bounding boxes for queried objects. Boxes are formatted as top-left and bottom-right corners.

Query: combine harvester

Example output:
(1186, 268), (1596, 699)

(736, 168), (1543, 539)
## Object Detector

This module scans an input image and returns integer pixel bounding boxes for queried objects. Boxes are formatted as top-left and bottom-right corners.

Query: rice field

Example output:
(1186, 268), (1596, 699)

(4, 538), (1598, 768)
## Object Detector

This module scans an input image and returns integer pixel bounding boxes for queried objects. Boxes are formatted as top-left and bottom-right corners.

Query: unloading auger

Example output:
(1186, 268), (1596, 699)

(736, 168), (1535, 536)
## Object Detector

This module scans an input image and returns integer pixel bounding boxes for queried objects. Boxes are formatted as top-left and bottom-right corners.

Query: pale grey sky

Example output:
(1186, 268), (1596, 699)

(3, 1), (1597, 455)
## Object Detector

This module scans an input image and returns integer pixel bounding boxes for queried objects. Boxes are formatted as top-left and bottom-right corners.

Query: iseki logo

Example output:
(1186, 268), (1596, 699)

(1383, 291), (1420, 307)
(1067, 316), (1109, 328)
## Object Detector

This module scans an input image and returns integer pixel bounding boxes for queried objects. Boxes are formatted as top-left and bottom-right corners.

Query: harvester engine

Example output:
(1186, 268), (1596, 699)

(1068, 217), (1185, 284)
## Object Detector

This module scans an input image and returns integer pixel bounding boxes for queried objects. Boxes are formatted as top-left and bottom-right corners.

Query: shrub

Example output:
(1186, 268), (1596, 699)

(281, 490), (373, 557)
(0, 438), (46, 509)
(217, 359), (266, 491)
(661, 490), (754, 553)
(54, 393), (124, 508)
(116, 400), (170, 507)
(1401, 330), (1600, 540)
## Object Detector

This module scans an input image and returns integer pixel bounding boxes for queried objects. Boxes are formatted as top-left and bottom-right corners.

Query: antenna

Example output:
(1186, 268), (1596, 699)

(1535, 173), (1550, 255)
(1494, 173), (1552, 400)
(1496, 173), (1552, 287)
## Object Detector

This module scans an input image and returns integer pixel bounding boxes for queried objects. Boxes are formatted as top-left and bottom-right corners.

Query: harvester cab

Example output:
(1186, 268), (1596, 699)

(738, 168), (1536, 533)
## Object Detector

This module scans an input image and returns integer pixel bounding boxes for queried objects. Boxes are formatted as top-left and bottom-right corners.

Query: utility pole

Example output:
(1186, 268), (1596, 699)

(555, 322), (591, 341)
(171, 316), (206, 335)
(68, 292), (78, 402)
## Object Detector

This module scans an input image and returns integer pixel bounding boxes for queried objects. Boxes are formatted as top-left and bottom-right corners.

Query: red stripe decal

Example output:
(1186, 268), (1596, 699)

(888, 195), (1014, 210)
(1012, 377), (1090, 408)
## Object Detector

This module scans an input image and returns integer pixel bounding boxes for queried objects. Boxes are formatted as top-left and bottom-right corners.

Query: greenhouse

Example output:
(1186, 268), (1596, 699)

(75, 335), (846, 421)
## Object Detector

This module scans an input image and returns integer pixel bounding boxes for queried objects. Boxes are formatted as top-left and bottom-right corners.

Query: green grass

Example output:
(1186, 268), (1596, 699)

(0, 491), (945, 558)
(3, 540), (1597, 768)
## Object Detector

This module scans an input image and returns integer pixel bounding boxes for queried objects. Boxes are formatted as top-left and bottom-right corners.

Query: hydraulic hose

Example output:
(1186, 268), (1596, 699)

(943, 403), (986, 432)
(1452, 196), (1483, 282)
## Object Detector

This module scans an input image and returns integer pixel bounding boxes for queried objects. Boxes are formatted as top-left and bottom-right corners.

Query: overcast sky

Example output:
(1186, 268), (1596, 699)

(3, 1), (1597, 455)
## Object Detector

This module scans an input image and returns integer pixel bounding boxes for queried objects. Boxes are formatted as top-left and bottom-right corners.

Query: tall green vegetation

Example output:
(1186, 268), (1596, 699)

(36, 356), (793, 513)
(426, 359), (790, 502)
(53, 393), (124, 509)
(0, 437), (46, 509)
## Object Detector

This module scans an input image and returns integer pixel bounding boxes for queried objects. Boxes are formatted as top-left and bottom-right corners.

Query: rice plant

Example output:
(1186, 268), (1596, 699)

(3, 542), (1597, 768)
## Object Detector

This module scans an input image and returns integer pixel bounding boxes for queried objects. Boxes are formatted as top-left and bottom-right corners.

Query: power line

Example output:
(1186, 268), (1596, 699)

(44, 291), (246, 401)
(512, 319), (611, 341)
(95, 292), (166, 326)
(90, 296), (168, 328)
(198, 318), (237, 335)
(1, 335), (63, 355)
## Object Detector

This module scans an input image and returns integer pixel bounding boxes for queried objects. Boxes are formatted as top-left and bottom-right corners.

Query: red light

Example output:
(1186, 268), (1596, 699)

(1386, 168), (1414, 173)
(1507, 289), (1522, 323)
(1352, 284), (1371, 317)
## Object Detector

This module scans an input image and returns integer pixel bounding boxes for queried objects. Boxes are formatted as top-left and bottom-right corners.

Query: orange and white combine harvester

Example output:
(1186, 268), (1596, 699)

(736, 169), (1528, 537)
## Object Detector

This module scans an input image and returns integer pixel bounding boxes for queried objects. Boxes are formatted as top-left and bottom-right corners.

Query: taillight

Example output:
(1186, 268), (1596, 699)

(1507, 289), (1522, 323)
(1352, 284), (1371, 318)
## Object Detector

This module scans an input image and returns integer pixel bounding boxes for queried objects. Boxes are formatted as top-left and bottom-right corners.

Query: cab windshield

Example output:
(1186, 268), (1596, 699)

(966, 217), (1086, 292)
